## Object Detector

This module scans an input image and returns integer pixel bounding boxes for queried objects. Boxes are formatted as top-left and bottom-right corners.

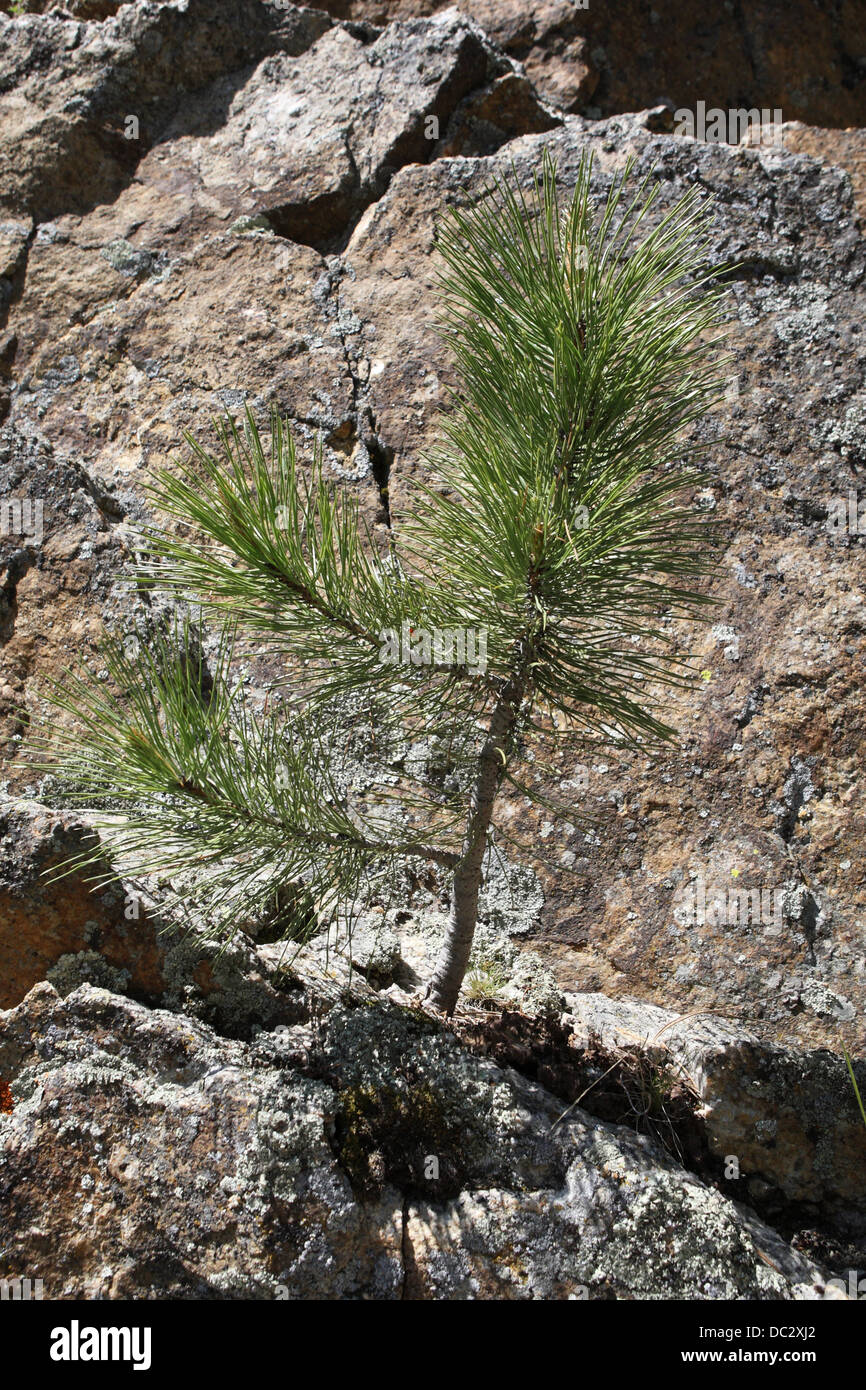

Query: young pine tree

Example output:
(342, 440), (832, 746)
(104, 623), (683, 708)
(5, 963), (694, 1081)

(30, 155), (727, 1016)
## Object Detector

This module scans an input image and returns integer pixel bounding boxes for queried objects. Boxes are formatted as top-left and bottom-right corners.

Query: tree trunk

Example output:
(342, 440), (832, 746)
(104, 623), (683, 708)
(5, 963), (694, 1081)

(426, 665), (527, 1015)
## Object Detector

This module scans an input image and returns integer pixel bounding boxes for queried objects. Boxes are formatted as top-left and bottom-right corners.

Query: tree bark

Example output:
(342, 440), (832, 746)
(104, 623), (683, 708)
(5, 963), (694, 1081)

(426, 663), (527, 1015)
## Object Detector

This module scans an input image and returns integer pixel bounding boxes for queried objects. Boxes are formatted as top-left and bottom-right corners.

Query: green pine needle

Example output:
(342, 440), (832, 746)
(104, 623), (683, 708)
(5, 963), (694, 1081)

(25, 152), (732, 961)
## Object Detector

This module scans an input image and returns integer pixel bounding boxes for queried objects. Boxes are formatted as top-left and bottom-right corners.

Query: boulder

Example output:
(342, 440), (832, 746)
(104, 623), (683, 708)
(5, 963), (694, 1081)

(0, 981), (844, 1299)
(566, 992), (866, 1237)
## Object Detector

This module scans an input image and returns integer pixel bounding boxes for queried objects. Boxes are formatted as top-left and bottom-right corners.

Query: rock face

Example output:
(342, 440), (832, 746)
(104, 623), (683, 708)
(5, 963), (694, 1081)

(567, 993), (866, 1240)
(1, 0), (865, 1299)
(5, 0), (864, 126)
(309, 114), (866, 1057)
(0, 981), (843, 1299)
(309, 2), (866, 127)
(0, 806), (159, 1009)
(0, 0), (332, 222)
(0, 804), (329, 1033)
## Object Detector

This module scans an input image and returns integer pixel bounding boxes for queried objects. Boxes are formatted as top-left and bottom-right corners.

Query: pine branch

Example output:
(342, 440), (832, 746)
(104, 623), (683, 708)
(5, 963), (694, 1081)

(138, 408), (497, 708)
(26, 620), (462, 936)
(406, 150), (728, 741)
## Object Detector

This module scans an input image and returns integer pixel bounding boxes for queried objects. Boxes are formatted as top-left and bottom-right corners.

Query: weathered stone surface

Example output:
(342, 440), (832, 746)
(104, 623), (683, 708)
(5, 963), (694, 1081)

(0, 982), (843, 1298)
(5, 0), (865, 129)
(772, 123), (866, 222)
(0, 1), (333, 222)
(1, 0), (865, 1301)
(2, 0), (124, 15)
(0, 7), (556, 625)
(0, 806), (160, 1008)
(313, 0), (866, 126)
(0, 420), (140, 753)
(566, 992), (866, 1233)
(332, 115), (866, 1055)
(449, 1), (598, 116)
(3, 25), (866, 1052)
(0, 805), (316, 1032)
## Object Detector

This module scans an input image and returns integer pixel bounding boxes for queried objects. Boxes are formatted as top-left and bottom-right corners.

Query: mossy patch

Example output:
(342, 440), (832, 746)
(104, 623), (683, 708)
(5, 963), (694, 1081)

(324, 1003), (496, 1198)
(335, 1078), (484, 1199)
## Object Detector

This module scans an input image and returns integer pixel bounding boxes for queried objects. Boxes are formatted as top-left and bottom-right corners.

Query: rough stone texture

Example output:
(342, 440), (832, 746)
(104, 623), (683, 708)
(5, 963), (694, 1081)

(0, 1), (333, 222)
(1, 13), (866, 1050)
(0, 982), (844, 1299)
(2, 6), (865, 1050)
(566, 992), (866, 1234)
(0, 806), (160, 1008)
(0, 420), (142, 756)
(0, 806), (321, 1033)
(0, 3), (558, 228)
(0, 0), (865, 1300)
(330, 116), (866, 1054)
(773, 122), (866, 222)
(0, 5), (557, 543)
(312, 0), (866, 126)
(3, 0), (863, 144)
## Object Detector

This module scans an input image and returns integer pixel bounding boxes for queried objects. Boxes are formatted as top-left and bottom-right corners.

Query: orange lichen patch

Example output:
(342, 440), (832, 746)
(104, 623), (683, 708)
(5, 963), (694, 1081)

(0, 1079), (14, 1114)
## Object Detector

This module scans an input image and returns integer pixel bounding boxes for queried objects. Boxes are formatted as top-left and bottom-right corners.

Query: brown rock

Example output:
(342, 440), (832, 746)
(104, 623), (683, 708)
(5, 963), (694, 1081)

(1, 0), (864, 1176)
(0, 982), (837, 1298)
(0, 1), (333, 222)
(0, 808), (157, 1007)
(567, 993), (866, 1229)
(773, 123), (866, 224)
(2, 0), (865, 1303)
(0, 806), (312, 1034)
(313, 0), (866, 125)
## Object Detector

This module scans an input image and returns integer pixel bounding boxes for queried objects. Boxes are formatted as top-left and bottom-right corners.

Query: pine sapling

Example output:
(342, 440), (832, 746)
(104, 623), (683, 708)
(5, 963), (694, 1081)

(27, 153), (728, 1016)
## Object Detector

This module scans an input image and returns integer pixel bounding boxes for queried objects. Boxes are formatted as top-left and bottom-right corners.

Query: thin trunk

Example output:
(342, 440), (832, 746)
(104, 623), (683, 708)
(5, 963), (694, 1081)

(426, 663), (527, 1015)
